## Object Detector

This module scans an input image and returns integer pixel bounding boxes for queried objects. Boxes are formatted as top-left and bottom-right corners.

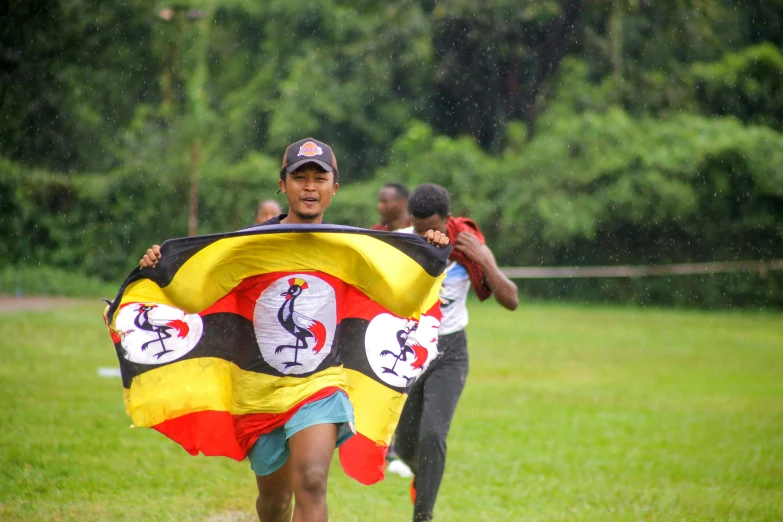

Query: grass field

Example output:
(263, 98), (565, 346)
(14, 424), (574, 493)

(0, 266), (120, 298)
(1, 300), (781, 521)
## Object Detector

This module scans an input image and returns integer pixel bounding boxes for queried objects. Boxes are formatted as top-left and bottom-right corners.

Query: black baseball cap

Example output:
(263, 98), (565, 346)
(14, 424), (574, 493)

(280, 138), (339, 178)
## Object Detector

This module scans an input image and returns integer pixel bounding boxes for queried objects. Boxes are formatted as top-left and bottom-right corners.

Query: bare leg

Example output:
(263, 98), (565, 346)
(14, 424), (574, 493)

(288, 423), (338, 522)
(255, 458), (294, 522)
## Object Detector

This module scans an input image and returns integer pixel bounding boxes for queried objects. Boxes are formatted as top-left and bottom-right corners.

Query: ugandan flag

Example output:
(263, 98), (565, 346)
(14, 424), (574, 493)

(104, 224), (448, 485)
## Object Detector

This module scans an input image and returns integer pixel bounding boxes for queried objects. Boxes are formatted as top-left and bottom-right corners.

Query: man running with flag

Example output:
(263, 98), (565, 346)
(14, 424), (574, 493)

(121, 138), (450, 522)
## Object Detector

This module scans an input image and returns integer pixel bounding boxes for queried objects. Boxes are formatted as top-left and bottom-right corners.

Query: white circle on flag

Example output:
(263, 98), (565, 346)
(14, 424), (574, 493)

(364, 313), (439, 388)
(254, 274), (337, 375)
(115, 303), (203, 365)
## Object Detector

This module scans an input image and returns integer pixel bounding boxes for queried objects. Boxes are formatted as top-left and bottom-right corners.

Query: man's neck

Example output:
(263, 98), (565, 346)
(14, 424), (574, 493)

(280, 213), (323, 225)
(386, 212), (410, 231)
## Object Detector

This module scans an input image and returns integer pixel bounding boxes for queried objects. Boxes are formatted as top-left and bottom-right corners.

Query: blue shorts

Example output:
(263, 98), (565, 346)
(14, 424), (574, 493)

(247, 391), (355, 476)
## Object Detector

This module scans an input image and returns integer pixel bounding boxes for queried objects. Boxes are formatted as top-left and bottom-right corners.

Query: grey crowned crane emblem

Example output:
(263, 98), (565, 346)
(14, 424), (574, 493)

(275, 277), (326, 368)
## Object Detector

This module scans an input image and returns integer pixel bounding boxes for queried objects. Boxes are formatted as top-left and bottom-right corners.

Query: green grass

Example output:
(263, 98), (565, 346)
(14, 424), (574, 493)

(0, 301), (781, 521)
(0, 266), (121, 298)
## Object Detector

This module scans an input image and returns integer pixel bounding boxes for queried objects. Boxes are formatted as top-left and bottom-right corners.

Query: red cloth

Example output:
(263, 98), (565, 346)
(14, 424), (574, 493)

(338, 433), (388, 485)
(152, 386), (343, 460)
(446, 217), (492, 302)
(232, 386), (342, 455)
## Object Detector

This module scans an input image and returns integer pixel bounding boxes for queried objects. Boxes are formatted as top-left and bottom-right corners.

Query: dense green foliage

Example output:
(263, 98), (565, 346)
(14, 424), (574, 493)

(1, 0), (781, 306)
(1, 301), (782, 520)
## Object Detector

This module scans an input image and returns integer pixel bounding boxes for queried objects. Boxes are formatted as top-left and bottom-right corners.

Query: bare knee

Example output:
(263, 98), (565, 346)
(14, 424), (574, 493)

(255, 471), (293, 522)
(256, 491), (292, 522)
(294, 462), (329, 501)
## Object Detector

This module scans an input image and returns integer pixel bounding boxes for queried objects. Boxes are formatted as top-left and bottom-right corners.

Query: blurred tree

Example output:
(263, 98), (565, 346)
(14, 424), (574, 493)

(207, 0), (434, 180)
(0, 0), (160, 172)
(374, 109), (783, 270)
(733, 0), (783, 47)
(574, 0), (738, 116)
(693, 43), (783, 130)
(2, 0), (783, 307)
(424, 0), (584, 147)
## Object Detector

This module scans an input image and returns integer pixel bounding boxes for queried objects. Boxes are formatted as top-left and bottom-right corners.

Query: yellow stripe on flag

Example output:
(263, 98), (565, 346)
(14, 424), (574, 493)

(117, 232), (442, 322)
(344, 368), (408, 445)
(125, 357), (347, 427)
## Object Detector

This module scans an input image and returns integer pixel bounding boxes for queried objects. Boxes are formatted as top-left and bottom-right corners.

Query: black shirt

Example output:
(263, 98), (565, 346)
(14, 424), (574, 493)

(259, 214), (285, 226)
(245, 214), (330, 229)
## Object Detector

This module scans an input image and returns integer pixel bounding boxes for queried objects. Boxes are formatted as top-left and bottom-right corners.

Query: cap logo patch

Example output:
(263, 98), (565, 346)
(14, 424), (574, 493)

(298, 141), (323, 157)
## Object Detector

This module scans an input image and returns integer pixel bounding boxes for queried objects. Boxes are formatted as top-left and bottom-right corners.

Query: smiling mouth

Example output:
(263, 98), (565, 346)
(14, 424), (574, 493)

(301, 197), (319, 203)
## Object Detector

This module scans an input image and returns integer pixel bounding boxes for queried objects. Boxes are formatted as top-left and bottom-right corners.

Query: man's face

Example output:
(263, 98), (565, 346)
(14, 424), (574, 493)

(411, 213), (448, 237)
(377, 187), (403, 223)
(278, 165), (338, 221)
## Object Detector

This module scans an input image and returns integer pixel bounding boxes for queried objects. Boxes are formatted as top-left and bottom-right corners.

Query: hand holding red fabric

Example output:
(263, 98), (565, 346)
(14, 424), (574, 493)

(446, 217), (492, 301)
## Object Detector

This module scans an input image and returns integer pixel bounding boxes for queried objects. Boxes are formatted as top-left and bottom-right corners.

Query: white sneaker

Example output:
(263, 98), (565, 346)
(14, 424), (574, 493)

(386, 459), (413, 478)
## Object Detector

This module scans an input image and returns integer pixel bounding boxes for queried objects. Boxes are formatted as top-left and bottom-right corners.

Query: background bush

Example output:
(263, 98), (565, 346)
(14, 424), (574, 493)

(2, 1), (782, 306)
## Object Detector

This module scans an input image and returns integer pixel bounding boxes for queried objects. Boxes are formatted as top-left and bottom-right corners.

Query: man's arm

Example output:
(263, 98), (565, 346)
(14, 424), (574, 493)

(453, 232), (518, 310)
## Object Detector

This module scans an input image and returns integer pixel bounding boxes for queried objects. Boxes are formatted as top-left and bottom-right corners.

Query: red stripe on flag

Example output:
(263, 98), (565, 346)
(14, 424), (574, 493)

(200, 274), (276, 320)
(233, 386), (342, 454)
(338, 432), (389, 485)
(154, 410), (246, 460)
(152, 387), (344, 460)
(201, 271), (351, 321)
(425, 300), (442, 322)
(342, 286), (392, 322)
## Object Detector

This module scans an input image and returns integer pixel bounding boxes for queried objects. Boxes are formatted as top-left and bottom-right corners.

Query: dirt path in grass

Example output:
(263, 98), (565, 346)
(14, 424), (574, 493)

(0, 295), (100, 314)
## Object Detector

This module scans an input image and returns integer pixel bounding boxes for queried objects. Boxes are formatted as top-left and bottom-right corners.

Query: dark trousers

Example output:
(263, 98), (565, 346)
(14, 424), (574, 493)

(394, 330), (469, 522)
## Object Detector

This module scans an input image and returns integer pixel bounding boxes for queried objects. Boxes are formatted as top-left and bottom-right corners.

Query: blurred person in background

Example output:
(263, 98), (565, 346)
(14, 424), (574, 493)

(255, 199), (283, 225)
(371, 181), (412, 231)
(395, 183), (518, 522)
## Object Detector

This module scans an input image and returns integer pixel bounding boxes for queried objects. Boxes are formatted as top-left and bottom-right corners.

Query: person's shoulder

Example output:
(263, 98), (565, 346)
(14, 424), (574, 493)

(370, 223), (389, 231)
(259, 214), (286, 226)
(240, 214), (286, 230)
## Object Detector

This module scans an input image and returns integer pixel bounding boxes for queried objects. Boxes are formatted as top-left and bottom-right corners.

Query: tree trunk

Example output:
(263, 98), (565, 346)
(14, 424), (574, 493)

(188, 138), (200, 237)
(523, 0), (585, 138)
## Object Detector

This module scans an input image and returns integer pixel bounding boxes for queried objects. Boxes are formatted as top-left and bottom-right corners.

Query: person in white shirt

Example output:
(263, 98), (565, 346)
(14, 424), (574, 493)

(393, 183), (518, 522)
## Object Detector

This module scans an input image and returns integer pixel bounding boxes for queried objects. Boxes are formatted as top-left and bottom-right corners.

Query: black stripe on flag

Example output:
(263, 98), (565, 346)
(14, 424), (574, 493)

(117, 313), (343, 388)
